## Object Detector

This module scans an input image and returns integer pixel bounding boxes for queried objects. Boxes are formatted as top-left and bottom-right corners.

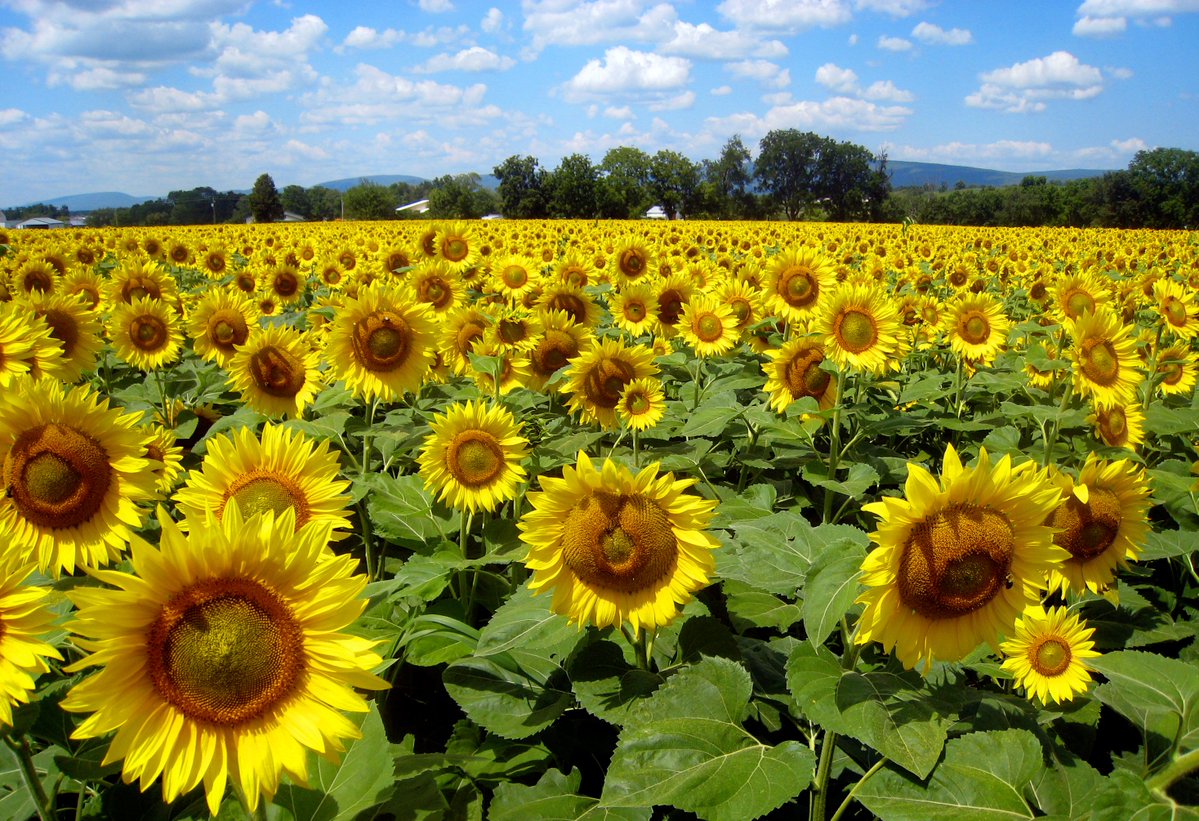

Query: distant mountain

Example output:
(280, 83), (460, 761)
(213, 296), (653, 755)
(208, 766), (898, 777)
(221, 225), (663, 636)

(312, 174), (428, 191)
(886, 161), (1110, 189)
(7, 191), (153, 211)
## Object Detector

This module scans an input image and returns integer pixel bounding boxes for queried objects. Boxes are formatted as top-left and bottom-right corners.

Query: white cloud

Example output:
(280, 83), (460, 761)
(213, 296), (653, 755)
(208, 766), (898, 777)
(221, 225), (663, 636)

(968, 51), (1105, 112)
(716, 0), (853, 31)
(1076, 0), (1199, 16)
(1111, 136), (1148, 152)
(1107, 66), (1134, 79)
(863, 79), (914, 101)
(282, 138), (330, 161)
(419, 0), (455, 11)
(855, 0), (929, 16)
(0, 108), (29, 128)
(1072, 15), (1129, 35)
(659, 21), (788, 59)
(706, 95), (911, 137)
(888, 139), (1055, 165)
(815, 63), (859, 93)
(340, 26), (403, 51)
(562, 46), (691, 101)
(481, 8), (505, 33)
(300, 63), (501, 128)
(848, 33), (859, 44)
(649, 90), (696, 111)
(414, 47), (516, 73)
(521, 0), (677, 52)
(911, 21), (973, 45)
(233, 110), (275, 134)
(727, 59), (791, 89)
(877, 35), (913, 50)
(604, 105), (634, 119)
(711, 85), (733, 95)
(59, 66), (148, 91)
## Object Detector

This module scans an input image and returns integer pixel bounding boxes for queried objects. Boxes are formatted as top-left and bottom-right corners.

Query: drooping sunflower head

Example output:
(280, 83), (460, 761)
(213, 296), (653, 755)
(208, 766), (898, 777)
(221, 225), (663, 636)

(418, 400), (529, 514)
(1045, 455), (1151, 599)
(521, 451), (719, 635)
(227, 326), (322, 419)
(1088, 402), (1145, 451)
(762, 335), (837, 414)
(1153, 277), (1199, 340)
(1000, 605), (1101, 705)
(325, 283), (436, 402)
(857, 445), (1065, 670)
(61, 504), (387, 816)
(19, 290), (104, 383)
(525, 309), (591, 392)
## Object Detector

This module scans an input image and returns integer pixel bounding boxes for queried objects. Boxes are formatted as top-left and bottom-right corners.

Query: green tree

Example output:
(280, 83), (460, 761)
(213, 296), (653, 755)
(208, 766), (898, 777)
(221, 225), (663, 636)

(427, 173), (496, 219)
(754, 130), (824, 220)
(548, 154), (600, 218)
(649, 149), (701, 220)
(1126, 147), (1199, 228)
(493, 155), (549, 218)
(703, 135), (754, 218)
(306, 186), (343, 221)
(598, 146), (652, 218)
(343, 180), (398, 220)
(816, 141), (891, 222)
(280, 185), (311, 219)
(248, 173), (284, 223)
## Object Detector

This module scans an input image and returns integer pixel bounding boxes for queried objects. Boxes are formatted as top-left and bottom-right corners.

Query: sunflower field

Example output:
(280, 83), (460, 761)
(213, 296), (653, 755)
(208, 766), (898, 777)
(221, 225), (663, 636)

(0, 218), (1197, 820)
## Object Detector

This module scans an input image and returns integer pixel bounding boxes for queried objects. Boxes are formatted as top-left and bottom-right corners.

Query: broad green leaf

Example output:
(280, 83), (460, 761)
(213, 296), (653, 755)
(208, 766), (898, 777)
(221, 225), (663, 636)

(491, 768), (649, 821)
(273, 703), (394, 821)
(802, 551), (864, 647)
(725, 585), (802, 631)
(679, 402), (745, 438)
(1027, 753), (1105, 820)
(1089, 769), (1199, 821)
(475, 582), (582, 658)
(443, 647), (574, 739)
(981, 425), (1023, 456)
(1090, 650), (1199, 753)
(802, 461), (880, 499)
(711, 483), (778, 525)
(601, 657), (815, 821)
(1139, 528), (1199, 561)
(856, 729), (1044, 821)
(786, 644), (956, 779)
(364, 473), (457, 547)
(677, 615), (742, 663)
(568, 638), (664, 726)
(0, 739), (35, 821)
(283, 410), (351, 443)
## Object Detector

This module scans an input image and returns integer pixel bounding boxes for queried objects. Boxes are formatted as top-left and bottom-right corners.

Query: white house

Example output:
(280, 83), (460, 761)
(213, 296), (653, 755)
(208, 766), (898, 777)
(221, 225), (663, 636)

(396, 199), (431, 215)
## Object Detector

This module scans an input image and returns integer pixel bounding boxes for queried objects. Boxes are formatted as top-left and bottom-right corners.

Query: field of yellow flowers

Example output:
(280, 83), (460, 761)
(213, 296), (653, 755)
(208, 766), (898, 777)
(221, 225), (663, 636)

(0, 218), (1197, 820)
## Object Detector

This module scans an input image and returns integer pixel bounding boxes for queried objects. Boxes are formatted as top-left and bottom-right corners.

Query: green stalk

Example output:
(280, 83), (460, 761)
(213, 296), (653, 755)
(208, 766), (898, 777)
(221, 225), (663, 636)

(632, 427), (640, 469)
(1147, 747), (1199, 798)
(829, 757), (888, 821)
(1142, 323), (1165, 414)
(810, 729), (839, 821)
(822, 372), (846, 525)
(3, 735), (52, 821)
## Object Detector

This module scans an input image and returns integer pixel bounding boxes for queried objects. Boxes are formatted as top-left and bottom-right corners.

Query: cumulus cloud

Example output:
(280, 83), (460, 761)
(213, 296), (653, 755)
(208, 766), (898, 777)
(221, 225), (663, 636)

(814, 63), (912, 101)
(340, 26), (403, 51)
(419, 0), (455, 12)
(911, 21), (973, 44)
(855, 0), (929, 16)
(481, 8), (505, 33)
(877, 35), (913, 50)
(659, 21), (788, 59)
(711, 85), (733, 95)
(413, 47), (516, 73)
(649, 90), (696, 111)
(886, 139), (1055, 165)
(562, 46), (692, 102)
(716, 0), (853, 31)
(1073, 15), (1129, 35)
(521, 0), (677, 52)
(706, 95), (911, 137)
(862, 79), (914, 101)
(1072, 0), (1199, 37)
(727, 59), (791, 89)
(968, 51), (1104, 112)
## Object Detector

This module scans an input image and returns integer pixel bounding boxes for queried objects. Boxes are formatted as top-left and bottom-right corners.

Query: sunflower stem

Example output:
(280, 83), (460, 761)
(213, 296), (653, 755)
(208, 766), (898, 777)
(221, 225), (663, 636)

(822, 370), (846, 524)
(1147, 747), (1199, 797)
(5, 734), (53, 821)
(631, 628), (652, 671)
(153, 367), (173, 428)
(632, 427), (640, 469)
(829, 757), (888, 821)
(1141, 323), (1164, 414)
(810, 729), (839, 821)
(691, 357), (706, 412)
(1042, 380), (1074, 466)
(362, 397), (379, 476)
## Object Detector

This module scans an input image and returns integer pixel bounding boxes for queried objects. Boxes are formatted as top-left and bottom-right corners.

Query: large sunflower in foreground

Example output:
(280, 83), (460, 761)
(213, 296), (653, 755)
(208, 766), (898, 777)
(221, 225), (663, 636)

(0, 561), (63, 726)
(763, 247), (836, 326)
(563, 337), (658, 430)
(856, 445), (1065, 670)
(761, 335), (837, 414)
(0, 378), (155, 575)
(521, 451), (719, 635)
(1000, 605), (1100, 705)
(227, 326), (322, 419)
(1044, 455), (1151, 599)
(418, 400), (529, 514)
(1068, 306), (1141, 409)
(61, 506), (388, 816)
(324, 284), (436, 402)
(172, 423), (352, 536)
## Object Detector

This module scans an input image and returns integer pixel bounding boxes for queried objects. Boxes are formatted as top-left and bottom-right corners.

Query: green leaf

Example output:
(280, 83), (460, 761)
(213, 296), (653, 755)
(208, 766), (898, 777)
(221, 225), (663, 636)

(786, 644), (957, 779)
(443, 647), (574, 739)
(601, 657), (815, 821)
(856, 729), (1044, 821)
(981, 425), (1023, 457)
(491, 768), (650, 821)
(1089, 769), (1198, 821)
(1027, 753), (1105, 820)
(1139, 528), (1199, 561)
(568, 638), (664, 726)
(725, 585), (802, 631)
(0, 740), (36, 821)
(802, 461), (880, 498)
(802, 550), (864, 647)
(364, 473), (457, 548)
(475, 583), (582, 659)
(273, 702), (394, 821)
(679, 402), (745, 438)
(1090, 650), (1199, 753)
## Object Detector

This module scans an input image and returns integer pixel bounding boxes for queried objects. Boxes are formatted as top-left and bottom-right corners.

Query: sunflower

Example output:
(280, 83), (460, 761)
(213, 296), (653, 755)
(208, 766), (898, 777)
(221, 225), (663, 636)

(1153, 278), (1199, 340)
(609, 236), (656, 287)
(471, 340), (531, 397)
(1069, 307), (1142, 409)
(652, 273), (694, 337)
(108, 296), (184, 371)
(0, 378), (155, 575)
(553, 251), (595, 289)
(0, 561), (63, 727)
(1051, 270), (1110, 322)
(563, 337), (659, 430)
(490, 253), (541, 304)
(0, 301), (66, 388)
(418, 400), (529, 514)
(525, 309), (592, 392)
(60, 268), (104, 311)
(143, 424), (185, 498)
(1000, 605), (1100, 705)
(61, 505), (388, 816)
(19, 290), (104, 383)
(761, 335), (837, 414)
(521, 451), (719, 635)
(440, 305), (493, 376)
(434, 221), (481, 275)
(314, 256), (347, 290)
(200, 244), (230, 279)
(1045, 455), (1151, 599)
(678, 293), (740, 358)
(856, 445), (1065, 670)
(763, 247), (837, 326)
(540, 282), (602, 329)
(1155, 342), (1198, 397)
(325, 284), (436, 403)
(263, 264), (307, 305)
(817, 283), (903, 377)
(608, 283), (660, 337)
(485, 305), (543, 355)
(944, 292), (1011, 366)
(227, 326), (323, 419)
(104, 259), (178, 306)
(715, 278), (764, 334)
(1088, 402), (1146, 450)
(617, 377), (666, 431)
(407, 261), (465, 316)
(187, 288), (261, 367)
(173, 422), (352, 536)
(12, 259), (57, 295)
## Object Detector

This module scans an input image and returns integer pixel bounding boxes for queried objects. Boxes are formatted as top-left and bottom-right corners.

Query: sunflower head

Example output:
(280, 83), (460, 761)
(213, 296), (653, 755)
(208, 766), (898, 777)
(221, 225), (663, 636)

(418, 400), (529, 514)
(1000, 605), (1100, 704)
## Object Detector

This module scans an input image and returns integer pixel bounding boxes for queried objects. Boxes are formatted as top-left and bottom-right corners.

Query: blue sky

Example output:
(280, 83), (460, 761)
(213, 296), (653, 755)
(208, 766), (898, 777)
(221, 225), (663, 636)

(1, 0), (1197, 206)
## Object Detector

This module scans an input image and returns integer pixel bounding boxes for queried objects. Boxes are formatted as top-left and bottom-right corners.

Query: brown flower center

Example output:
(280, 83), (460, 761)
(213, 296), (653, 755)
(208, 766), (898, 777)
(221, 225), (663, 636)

(784, 346), (831, 400)
(619, 249), (647, 278)
(584, 357), (636, 409)
(780, 267), (818, 308)
(834, 309), (878, 354)
(208, 309), (249, 351)
(1079, 338), (1120, 386)
(6, 423), (112, 530)
(694, 312), (724, 343)
(1049, 487), (1121, 561)
(531, 330), (578, 377)
(1065, 290), (1095, 319)
(445, 430), (504, 487)
(1031, 636), (1072, 677)
(960, 312), (990, 345)
(898, 504), (1014, 619)
(146, 577), (304, 726)
(222, 471), (310, 528)
(561, 492), (677, 593)
(249, 345), (306, 398)
(352, 311), (411, 371)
